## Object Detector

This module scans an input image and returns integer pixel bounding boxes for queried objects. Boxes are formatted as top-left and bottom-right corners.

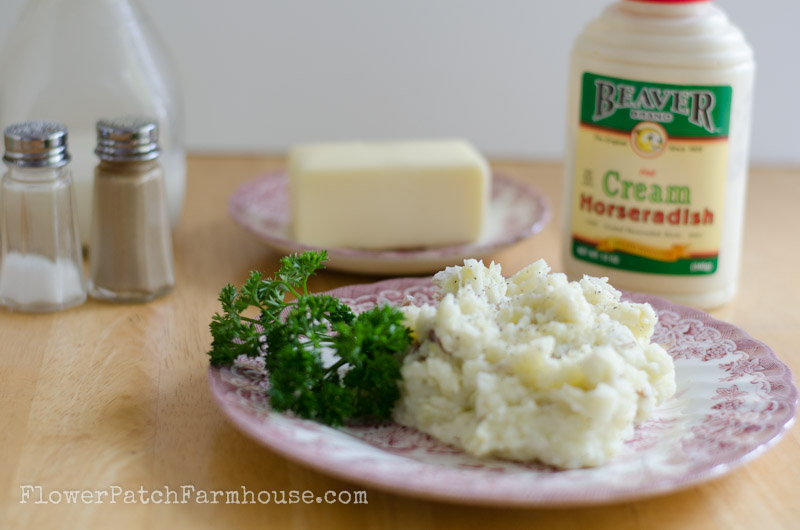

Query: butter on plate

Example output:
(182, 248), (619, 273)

(287, 139), (491, 250)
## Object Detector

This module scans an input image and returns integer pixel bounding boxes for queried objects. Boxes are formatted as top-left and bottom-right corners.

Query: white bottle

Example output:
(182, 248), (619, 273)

(0, 0), (186, 247)
(562, 0), (755, 309)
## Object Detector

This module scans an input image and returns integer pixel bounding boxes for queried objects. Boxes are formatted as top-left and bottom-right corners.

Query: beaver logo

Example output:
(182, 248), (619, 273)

(631, 122), (667, 158)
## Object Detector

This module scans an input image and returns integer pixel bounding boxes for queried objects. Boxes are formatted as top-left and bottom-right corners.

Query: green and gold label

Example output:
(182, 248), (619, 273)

(570, 73), (733, 276)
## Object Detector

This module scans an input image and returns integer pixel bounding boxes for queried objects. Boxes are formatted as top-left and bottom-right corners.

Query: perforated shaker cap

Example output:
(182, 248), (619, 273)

(3, 120), (71, 168)
(95, 116), (161, 161)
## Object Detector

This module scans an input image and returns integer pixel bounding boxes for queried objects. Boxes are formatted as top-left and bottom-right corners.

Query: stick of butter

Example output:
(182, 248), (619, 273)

(288, 139), (490, 250)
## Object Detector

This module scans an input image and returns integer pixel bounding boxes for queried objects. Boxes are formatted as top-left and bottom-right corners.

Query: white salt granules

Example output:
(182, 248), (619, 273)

(0, 252), (86, 310)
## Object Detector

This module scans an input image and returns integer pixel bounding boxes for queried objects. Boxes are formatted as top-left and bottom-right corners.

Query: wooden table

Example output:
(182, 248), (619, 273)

(2, 156), (798, 529)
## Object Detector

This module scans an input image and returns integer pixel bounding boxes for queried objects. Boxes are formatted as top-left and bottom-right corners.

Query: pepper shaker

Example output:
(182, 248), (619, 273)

(0, 121), (87, 312)
(88, 117), (175, 302)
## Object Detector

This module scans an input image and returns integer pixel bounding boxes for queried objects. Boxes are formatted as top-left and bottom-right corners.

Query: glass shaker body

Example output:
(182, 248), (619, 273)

(0, 161), (87, 312)
(0, 0), (186, 246)
(89, 159), (175, 302)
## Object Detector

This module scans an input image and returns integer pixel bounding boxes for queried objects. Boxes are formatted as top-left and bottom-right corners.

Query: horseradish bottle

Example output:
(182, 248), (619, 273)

(562, 0), (754, 308)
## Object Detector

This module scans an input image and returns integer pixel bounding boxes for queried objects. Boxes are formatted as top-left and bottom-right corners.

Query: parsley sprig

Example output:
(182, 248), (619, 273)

(209, 250), (411, 426)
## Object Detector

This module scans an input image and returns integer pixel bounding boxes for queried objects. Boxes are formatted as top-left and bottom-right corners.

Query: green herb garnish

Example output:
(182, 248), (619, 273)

(208, 250), (412, 426)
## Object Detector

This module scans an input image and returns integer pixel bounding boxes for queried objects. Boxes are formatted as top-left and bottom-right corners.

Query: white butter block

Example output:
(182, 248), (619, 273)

(288, 139), (490, 250)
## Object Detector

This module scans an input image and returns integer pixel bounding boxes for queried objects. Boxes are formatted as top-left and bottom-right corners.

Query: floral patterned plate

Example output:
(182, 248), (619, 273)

(228, 172), (550, 275)
(207, 278), (798, 506)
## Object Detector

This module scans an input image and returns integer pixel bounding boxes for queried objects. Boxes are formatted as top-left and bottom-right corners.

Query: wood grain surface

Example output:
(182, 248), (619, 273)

(1, 155), (797, 529)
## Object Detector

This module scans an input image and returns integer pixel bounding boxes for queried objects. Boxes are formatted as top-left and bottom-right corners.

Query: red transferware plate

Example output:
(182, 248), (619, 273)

(208, 277), (797, 506)
(228, 172), (551, 275)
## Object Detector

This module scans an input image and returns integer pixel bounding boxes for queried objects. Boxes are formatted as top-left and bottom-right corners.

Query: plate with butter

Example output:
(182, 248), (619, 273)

(229, 140), (550, 274)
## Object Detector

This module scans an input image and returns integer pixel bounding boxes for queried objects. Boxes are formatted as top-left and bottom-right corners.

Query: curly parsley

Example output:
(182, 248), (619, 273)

(208, 250), (411, 426)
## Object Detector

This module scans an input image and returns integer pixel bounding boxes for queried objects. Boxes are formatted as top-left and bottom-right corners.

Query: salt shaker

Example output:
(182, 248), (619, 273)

(88, 117), (175, 302)
(0, 121), (87, 312)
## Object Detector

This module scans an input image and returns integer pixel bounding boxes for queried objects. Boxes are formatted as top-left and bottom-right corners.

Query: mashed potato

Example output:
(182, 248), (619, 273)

(393, 259), (676, 469)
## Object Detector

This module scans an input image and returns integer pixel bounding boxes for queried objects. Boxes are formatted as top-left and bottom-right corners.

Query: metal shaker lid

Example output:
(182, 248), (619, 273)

(95, 117), (161, 161)
(3, 120), (71, 168)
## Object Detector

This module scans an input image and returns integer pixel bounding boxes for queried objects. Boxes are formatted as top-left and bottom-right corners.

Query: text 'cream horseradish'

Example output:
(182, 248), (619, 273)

(394, 259), (676, 469)
(562, 0), (755, 309)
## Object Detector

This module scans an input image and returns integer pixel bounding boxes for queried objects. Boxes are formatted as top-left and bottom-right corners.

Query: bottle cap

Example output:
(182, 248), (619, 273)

(95, 117), (161, 161)
(627, 0), (710, 3)
(3, 121), (71, 168)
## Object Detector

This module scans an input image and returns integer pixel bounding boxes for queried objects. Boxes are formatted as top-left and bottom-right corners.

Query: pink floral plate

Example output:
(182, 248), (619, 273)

(228, 172), (551, 275)
(207, 277), (798, 507)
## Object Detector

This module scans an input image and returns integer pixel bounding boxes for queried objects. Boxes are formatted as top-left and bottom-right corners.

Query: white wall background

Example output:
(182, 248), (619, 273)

(0, 0), (797, 165)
